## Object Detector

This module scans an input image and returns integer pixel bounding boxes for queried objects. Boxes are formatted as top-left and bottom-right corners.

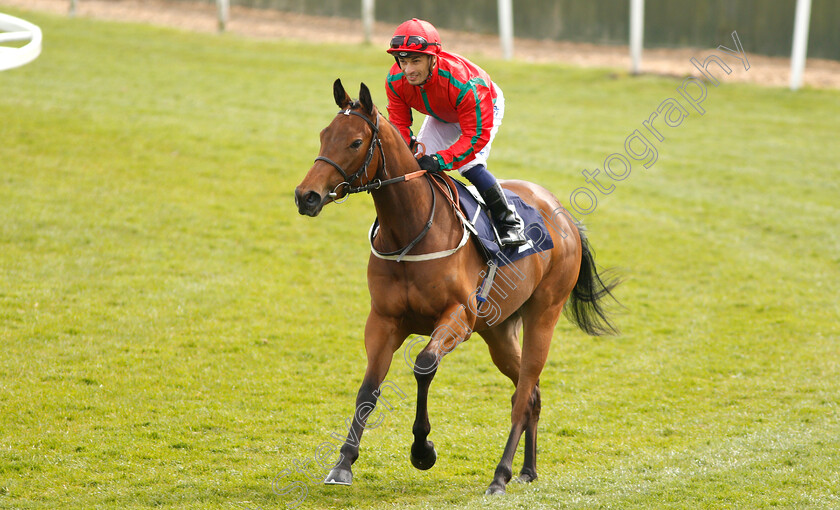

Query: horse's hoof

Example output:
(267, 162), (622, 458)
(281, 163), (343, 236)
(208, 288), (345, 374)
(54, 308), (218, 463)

(324, 466), (353, 486)
(485, 483), (506, 495)
(410, 442), (437, 470)
(515, 470), (538, 483)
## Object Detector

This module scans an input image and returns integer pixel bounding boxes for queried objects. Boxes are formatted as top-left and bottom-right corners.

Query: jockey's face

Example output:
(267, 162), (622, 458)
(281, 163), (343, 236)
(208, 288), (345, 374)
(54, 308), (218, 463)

(398, 54), (435, 86)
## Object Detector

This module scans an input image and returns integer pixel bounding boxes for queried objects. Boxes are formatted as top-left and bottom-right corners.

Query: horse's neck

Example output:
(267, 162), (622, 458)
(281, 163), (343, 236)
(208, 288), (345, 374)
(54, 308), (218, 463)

(370, 118), (449, 248)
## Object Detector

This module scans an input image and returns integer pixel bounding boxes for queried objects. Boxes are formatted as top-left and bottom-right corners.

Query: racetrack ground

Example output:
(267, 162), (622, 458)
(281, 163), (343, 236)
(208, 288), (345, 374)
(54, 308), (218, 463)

(1, 8), (839, 509)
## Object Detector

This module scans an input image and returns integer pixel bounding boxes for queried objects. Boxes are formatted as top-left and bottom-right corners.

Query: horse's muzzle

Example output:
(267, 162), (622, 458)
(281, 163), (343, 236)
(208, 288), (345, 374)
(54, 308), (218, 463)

(295, 188), (324, 217)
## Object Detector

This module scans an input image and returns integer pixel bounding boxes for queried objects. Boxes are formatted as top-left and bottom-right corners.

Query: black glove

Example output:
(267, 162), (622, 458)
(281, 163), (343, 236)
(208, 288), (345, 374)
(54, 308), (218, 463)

(418, 154), (442, 173)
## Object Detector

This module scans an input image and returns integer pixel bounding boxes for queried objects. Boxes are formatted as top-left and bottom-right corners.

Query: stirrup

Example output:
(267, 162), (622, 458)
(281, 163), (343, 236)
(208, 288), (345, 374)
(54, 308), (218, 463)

(496, 210), (527, 247)
(498, 223), (527, 247)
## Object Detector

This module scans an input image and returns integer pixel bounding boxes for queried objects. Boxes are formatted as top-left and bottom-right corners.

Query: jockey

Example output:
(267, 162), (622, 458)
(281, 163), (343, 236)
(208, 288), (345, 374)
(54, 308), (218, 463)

(385, 18), (527, 247)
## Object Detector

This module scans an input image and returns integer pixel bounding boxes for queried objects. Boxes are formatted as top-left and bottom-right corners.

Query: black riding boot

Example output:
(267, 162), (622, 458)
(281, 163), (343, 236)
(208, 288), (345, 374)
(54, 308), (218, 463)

(480, 183), (527, 247)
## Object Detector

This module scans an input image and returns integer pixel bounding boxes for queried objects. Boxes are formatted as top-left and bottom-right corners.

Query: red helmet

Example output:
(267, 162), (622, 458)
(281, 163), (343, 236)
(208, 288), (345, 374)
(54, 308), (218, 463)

(387, 18), (441, 57)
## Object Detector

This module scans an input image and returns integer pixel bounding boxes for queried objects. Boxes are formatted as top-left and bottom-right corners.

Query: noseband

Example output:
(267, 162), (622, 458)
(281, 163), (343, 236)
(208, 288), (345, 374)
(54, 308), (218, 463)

(315, 107), (387, 202)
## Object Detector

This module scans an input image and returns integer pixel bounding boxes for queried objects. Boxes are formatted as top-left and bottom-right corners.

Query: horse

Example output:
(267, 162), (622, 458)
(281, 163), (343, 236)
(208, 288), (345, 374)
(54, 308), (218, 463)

(294, 79), (619, 495)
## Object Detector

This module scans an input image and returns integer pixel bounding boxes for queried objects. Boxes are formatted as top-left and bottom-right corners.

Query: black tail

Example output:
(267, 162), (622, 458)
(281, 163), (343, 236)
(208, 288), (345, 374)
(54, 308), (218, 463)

(564, 227), (621, 336)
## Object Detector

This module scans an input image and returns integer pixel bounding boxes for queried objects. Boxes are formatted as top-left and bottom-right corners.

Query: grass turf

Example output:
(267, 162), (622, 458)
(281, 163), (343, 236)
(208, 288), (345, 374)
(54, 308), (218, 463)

(1, 8), (839, 509)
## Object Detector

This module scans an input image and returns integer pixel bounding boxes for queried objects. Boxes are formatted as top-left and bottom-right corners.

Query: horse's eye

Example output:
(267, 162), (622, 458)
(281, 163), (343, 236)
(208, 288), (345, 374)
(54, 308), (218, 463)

(350, 139), (363, 149)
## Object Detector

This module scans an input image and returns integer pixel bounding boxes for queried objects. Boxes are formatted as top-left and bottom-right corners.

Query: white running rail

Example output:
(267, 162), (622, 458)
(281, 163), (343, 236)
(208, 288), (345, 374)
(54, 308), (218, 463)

(0, 13), (43, 71)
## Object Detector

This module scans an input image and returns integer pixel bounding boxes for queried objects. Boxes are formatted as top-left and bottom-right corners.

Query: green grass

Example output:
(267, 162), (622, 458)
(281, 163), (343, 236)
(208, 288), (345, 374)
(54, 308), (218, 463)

(2, 8), (839, 509)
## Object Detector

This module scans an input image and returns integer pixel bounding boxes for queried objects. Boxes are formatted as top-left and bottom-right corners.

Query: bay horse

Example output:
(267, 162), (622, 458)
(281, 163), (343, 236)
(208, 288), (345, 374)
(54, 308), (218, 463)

(294, 80), (618, 495)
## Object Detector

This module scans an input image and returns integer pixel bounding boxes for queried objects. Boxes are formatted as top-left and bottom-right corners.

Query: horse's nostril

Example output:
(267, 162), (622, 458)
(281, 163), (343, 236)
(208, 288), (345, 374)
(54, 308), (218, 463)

(295, 189), (323, 216)
(304, 191), (321, 206)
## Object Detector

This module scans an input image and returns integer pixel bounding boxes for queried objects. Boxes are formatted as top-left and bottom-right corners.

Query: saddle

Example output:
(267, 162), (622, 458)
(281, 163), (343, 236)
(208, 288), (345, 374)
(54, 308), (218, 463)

(368, 172), (554, 268)
(437, 175), (555, 266)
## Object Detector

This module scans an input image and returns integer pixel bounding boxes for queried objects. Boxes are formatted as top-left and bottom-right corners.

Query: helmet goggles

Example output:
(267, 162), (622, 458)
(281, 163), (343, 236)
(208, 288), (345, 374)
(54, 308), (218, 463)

(389, 35), (441, 54)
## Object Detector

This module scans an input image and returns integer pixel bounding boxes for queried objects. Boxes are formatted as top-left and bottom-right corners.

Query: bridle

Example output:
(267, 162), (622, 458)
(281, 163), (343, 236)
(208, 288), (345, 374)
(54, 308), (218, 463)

(315, 106), (436, 202)
(314, 106), (389, 203)
(313, 105), (449, 262)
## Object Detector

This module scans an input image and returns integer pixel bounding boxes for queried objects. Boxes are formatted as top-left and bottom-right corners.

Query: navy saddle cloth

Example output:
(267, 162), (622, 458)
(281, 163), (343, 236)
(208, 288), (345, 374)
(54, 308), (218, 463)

(450, 178), (554, 267)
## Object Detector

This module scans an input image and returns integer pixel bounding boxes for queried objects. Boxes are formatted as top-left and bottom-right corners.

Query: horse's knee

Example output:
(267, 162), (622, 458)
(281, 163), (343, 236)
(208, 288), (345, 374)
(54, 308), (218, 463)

(358, 379), (380, 397)
(413, 351), (438, 379)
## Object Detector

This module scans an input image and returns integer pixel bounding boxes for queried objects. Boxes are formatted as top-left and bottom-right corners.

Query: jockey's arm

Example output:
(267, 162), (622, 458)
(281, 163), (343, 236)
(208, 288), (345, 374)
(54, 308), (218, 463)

(436, 83), (494, 171)
(385, 79), (414, 146)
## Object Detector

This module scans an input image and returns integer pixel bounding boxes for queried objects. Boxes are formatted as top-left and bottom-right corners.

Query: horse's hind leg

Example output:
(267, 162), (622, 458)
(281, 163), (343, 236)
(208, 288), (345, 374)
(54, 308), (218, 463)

(480, 314), (537, 483)
(486, 304), (561, 495)
(479, 313), (523, 387)
(482, 313), (542, 484)
(517, 381), (541, 483)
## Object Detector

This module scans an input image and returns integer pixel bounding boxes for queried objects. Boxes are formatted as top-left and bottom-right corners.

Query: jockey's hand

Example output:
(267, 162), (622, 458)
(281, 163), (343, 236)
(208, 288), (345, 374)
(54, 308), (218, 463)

(418, 154), (442, 173)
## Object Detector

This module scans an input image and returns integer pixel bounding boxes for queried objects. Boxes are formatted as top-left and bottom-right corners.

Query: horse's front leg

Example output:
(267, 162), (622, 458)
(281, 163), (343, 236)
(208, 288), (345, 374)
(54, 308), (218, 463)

(324, 311), (404, 486)
(410, 303), (475, 470)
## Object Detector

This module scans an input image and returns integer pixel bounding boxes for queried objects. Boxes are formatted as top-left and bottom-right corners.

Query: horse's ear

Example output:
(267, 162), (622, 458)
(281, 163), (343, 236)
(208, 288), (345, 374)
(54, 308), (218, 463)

(359, 82), (374, 116)
(333, 79), (352, 109)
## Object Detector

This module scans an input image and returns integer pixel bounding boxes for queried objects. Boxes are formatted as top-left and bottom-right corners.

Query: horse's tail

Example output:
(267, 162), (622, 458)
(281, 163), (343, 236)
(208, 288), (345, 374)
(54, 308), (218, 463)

(564, 225), (621, 336)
